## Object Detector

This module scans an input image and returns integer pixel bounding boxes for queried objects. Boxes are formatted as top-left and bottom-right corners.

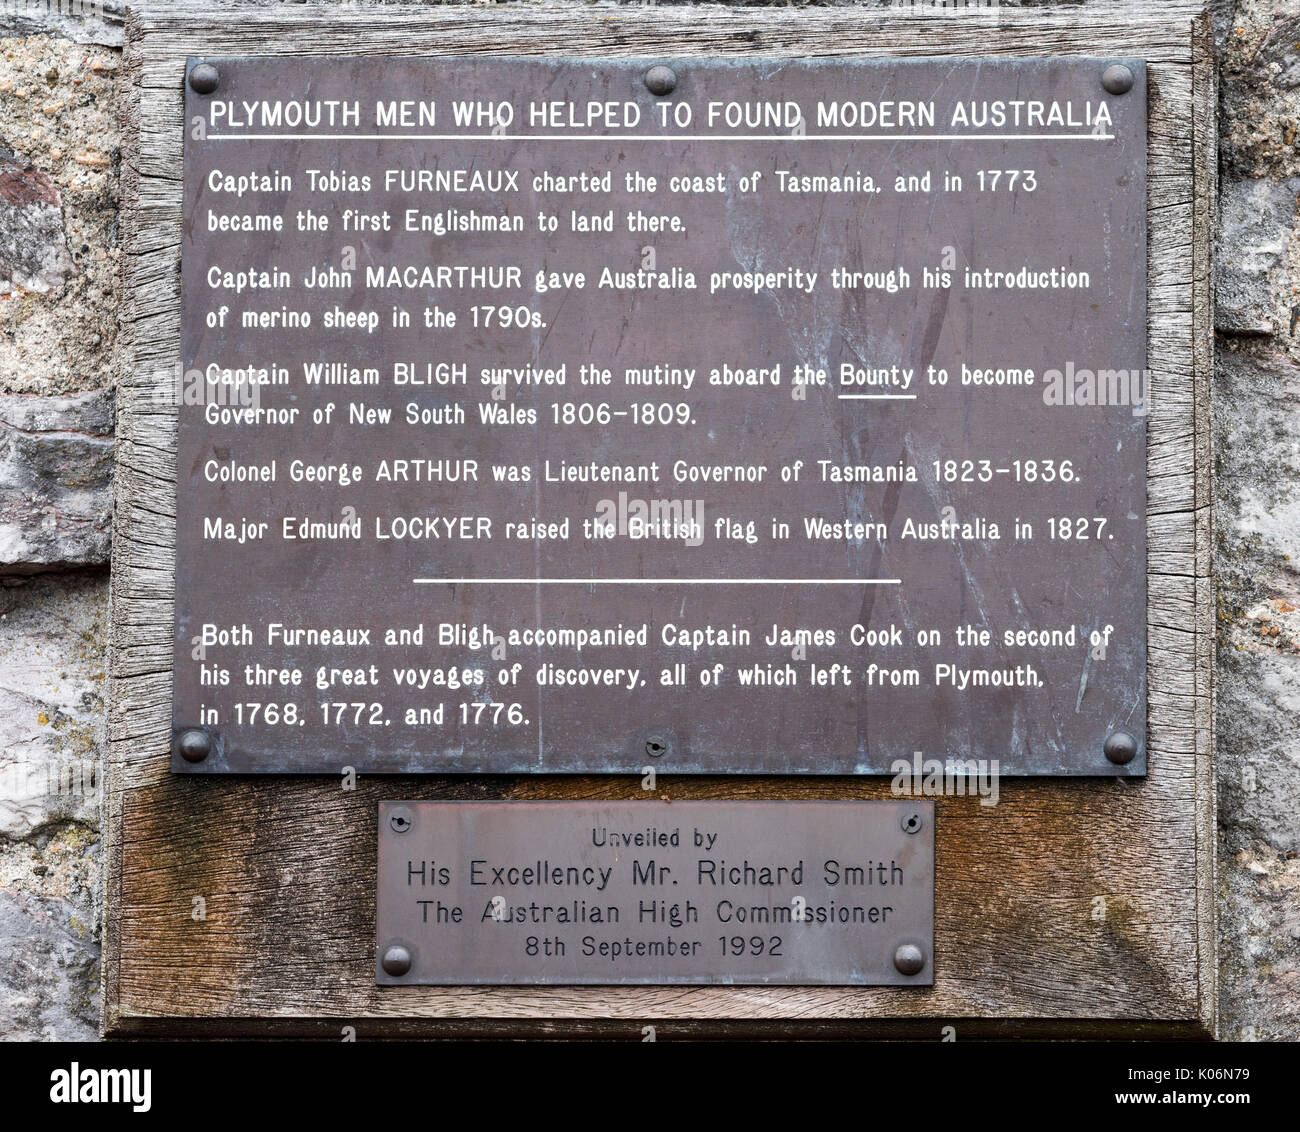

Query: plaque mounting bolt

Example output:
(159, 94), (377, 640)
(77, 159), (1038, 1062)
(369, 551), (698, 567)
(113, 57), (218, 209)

(188, 62), (220, 95)
(380, 944), (412, 977)
(644, 65), (677, 97)
(1100, 64), (1134, 96)
(389, 813), (411, 833)
(1103, 728), (1139, 765)
(901, 811), (923, 835)
(893, 943), (926, 977)
(645, 737), (668, 758)
(176, 728), (211, 764)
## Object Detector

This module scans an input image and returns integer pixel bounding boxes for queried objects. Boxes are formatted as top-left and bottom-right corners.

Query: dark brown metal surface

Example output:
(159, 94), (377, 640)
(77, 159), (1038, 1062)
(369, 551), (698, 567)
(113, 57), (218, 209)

(376, 800), (934, 985)
(175, 56), (1147, 775)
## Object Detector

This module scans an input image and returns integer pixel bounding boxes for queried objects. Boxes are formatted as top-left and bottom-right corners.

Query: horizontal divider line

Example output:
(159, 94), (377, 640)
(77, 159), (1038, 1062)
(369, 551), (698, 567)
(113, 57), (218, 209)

(412, 578), (902, 585)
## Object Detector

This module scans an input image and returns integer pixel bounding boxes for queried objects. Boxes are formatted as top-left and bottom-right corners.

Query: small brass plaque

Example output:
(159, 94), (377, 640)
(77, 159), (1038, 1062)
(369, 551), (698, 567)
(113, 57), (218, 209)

(376, 800), (934, 985)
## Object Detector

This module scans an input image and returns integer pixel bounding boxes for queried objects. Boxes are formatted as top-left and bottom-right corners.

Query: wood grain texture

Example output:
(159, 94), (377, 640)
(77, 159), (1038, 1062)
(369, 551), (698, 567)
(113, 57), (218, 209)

(105, 2), (1215, 1037)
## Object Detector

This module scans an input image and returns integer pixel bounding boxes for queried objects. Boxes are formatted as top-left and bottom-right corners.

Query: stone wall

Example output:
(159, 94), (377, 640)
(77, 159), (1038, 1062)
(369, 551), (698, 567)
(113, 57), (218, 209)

(1213, 0), (1300, 1042)
(0, 0), (1294, 1040)
(0, 11), (119, 1040)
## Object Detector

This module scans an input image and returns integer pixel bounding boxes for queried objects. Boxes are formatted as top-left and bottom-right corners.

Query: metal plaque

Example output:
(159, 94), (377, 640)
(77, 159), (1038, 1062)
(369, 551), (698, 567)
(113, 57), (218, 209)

(175, 56), (1146, 775)
(376, 800), (934, 985)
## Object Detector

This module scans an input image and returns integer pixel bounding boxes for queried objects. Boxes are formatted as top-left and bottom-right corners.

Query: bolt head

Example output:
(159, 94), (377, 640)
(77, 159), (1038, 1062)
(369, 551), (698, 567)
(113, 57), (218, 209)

(894, 942), (925, 976)
(645, 737), (667, 758)
(1103, 728), (1139, 765)
(176, 728), (211, 764)
(189, 63), (220, 95)
(901, 811), (923, 835)
(390, 813), (412, 833)
(644, 65), (677, 97)
(381, 944), (412, 976)
(1101, 64), (1134, 96)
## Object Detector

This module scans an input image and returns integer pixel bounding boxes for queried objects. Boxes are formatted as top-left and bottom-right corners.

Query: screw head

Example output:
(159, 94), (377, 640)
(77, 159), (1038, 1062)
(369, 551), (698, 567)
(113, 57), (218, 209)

(1101, 64), (1134, 96)
(380, 944), (412, 976)
(901, 811), (923, 835)
(389, 813), (411, 834)
(644, 65), (677, 97)
(644, 736), (667, 758)
(894, 942), (925, 976)
(188, 62), (220, 95)
(176, 728), (211, 764)
(1103, 728), (1139, 765)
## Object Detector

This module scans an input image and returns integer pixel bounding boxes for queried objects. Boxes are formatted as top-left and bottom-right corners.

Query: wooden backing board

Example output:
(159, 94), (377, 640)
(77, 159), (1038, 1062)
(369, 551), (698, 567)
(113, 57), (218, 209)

(105, 2), (1216, 1038)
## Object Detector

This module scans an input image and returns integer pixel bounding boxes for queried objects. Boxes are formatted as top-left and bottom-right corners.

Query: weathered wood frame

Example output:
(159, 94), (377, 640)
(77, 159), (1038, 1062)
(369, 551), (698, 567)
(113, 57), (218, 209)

(106, 2), (1215, 1038)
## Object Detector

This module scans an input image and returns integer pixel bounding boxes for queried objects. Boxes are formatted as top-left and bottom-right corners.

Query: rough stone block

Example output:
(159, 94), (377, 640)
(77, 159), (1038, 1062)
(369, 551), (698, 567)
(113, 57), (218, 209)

(1214, 347), (1300, 609)
(0, 34), (120, 395)
(0, 3), (123, 49)
(0, 388), (112, 572)
(0, 146), (75, 295)
(0, 571), (104, 1039)
(1219, 842), (1300, 1042)
(1218, 650), (1300, 856)
(1214, 177), (1300, 336)
(0, 888), (99, 1040)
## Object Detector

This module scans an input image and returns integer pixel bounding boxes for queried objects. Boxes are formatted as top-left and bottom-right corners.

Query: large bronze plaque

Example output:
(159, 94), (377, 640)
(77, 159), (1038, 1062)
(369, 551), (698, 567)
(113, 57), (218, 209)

(174, 56), (1146, 775)
(376, 800), (934, 985)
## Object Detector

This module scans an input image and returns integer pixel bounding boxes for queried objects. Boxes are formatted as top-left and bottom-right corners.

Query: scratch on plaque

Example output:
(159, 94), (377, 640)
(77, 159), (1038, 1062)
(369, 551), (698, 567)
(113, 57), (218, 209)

(1076, 646), (1093, 713)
